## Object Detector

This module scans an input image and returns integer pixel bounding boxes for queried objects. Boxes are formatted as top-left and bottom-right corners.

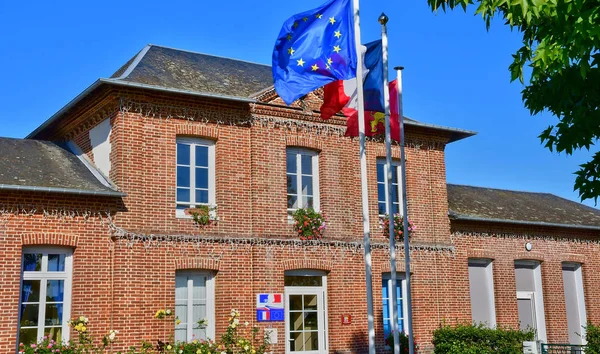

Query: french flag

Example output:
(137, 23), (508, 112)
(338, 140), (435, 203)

(320, 40), (400, 140)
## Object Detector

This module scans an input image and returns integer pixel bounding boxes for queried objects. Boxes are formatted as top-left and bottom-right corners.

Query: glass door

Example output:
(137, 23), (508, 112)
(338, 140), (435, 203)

(285, 288), (326, 354)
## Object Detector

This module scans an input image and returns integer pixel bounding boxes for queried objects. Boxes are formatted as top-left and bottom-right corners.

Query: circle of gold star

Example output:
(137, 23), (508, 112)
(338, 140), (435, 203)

(287, 47), (295, 55)
(329, 17), (336, 25)
(311, 64), (319, 71)
(334, 30), (342, 39)
(327, 58), (333, 65)
(297, 58), (305, 66)
(316, 13), (323, 19)
(333, 45), (341, 53)
(286, 33), (292, 41)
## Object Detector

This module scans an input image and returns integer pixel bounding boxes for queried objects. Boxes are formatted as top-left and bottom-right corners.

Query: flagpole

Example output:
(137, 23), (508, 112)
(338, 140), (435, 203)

(378, 13), (401, 354)
(352, 0), (375, 353)
(395, 66), (415, 354)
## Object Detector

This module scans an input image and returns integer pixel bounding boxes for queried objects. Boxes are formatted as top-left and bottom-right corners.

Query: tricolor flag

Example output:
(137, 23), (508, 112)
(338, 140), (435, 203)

(320, 40), (400, 140)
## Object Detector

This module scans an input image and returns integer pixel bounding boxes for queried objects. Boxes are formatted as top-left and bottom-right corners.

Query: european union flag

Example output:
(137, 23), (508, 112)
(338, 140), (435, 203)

(272, 0), (357, 105)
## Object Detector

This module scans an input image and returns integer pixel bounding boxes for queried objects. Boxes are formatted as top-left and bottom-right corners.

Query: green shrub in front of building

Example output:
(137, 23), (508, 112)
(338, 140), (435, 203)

(432, 323), (534, 354)
(585, 322), (600, 354)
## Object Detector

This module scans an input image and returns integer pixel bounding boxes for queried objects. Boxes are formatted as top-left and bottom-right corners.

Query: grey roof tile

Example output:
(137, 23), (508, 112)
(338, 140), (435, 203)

(0, 137), (122, 196)
(447, 183), (600, 229)
(111, 45), (273, 98)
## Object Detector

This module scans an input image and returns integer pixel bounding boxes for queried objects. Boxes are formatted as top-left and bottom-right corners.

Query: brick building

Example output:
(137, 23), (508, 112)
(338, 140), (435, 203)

(1, 44), (599, 353)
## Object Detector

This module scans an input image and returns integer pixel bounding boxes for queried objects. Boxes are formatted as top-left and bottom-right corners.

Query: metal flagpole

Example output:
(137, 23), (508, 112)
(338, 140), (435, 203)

(378, 13), (401, 354)
(395, 66), (415, 354)
(352, 0), (375, 353)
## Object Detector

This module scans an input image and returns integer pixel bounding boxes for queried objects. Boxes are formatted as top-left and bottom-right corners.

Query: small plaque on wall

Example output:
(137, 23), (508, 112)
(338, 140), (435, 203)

(341, 314), (352, 325)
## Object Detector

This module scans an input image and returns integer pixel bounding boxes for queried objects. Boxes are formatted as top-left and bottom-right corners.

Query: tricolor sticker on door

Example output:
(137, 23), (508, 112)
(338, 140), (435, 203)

(256, 293), (284, 322)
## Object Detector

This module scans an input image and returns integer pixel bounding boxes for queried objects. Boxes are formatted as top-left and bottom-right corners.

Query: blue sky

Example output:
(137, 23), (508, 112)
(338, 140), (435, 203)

(0, 0), (594, 206)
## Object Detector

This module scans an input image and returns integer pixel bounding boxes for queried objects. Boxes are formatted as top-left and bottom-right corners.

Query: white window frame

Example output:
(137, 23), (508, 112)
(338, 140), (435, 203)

(562, 262), (587, 345)
(176, 137), (216, 218)
(175, 270), (215, 342)
(468, 258), (497, 328)
(382, 273), (409, 340)
(376, 158), (401, 216)
(18, 247), (73, 346)
(515, 260), (547, 342)
(284, 270), (328, 354)
(286, 148), (320, 214)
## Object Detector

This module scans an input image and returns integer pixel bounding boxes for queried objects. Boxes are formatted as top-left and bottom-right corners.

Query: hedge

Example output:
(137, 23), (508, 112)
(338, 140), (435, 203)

(432, 323), (534, 354)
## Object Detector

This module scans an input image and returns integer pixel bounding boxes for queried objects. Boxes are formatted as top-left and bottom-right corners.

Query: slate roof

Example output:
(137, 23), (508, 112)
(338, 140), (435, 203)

(110, 45), (273, 98)
(28, 44), (476, 142)
(0, 137), (123, 197)
(447, 184), (600, 230)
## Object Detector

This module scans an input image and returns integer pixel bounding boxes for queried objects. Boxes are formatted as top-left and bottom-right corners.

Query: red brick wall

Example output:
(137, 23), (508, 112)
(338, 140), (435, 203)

(452, 221), (600, 344)
(4, 86), (596, 353)
(0, 191), (120, 353)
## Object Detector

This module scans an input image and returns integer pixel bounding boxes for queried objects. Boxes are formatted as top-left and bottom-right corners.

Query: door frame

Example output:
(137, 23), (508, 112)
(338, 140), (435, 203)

(284, 271), (328, 354)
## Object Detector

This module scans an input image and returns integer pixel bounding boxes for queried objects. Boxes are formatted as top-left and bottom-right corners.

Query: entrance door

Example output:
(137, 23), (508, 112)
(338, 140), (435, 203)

(284, 270), (327, 354)
(285, 287), (327, 353)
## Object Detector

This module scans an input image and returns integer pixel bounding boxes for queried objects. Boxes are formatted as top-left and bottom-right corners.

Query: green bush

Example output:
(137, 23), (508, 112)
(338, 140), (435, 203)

(585, 322), (600, 354)
(432, 323), (534, 354)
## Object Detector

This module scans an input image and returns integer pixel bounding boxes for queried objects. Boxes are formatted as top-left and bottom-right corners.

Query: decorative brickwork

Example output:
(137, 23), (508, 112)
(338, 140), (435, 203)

(21, 232), (79, 247)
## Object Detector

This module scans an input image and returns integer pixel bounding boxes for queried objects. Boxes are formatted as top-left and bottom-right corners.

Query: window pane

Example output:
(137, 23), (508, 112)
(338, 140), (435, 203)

(290, 331), (303, 352)
(177, 188), (190, 202)
(391, 166), (398, 183)
(22, 280), (40, 303)
(196, 190), (209, 204)
(45, 304), (63, 325)
(301, 176), (313, 196)
(177, 143), (190, 165)
(285, 276), (322, 287)
(19, 328), (38, 346)
(286, 153), (297, 173)
(175, 275), (188, 301)
(287, 175), (297, 194)
(192, 276), (207, 299)
(301, 155), (313, 174)
(47, 254), (65, 272)
(304, 312), (319, 330)
(289, 295), (303, 311)
(195, 145), (209, 167)
(23, 254), (41, 272)
(20, 304), (39, 326)
(174, 328), (186, 342)
(305, 196), (314, 208)
(196, 168), (208, 189)
(175, 302), (187, 325)
(46, 280), (64, 302)
(378, 202), (387, 215)
(304, 331), (319, 351)
(290, 312), (303, 331)
(392, 203), (400, 215)
(44, 327), (62, 343)
(377, 184), (386, 204)
(304, 295), (317, 310)
(288, 195), (298, 209)
(377, 163), (384, 182)
(391, 185), (399, 204)
(177, 166), (190, 187)
(192, 303), (207, 329)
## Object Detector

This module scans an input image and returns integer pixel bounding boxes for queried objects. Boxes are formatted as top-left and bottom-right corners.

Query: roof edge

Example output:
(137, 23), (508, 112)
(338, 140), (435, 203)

(0, 183), (126, 198)
(449, 211), (600, 231)
(404, 120), (477, 143)
(27, 79), (103, 139)
(27, 78), (257, 139)
(101, 78), (257, 103)
(116, 45), (152, 80)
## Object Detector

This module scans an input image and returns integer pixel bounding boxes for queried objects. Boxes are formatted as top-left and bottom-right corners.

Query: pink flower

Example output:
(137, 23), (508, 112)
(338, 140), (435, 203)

(31, 344), (36, 348)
